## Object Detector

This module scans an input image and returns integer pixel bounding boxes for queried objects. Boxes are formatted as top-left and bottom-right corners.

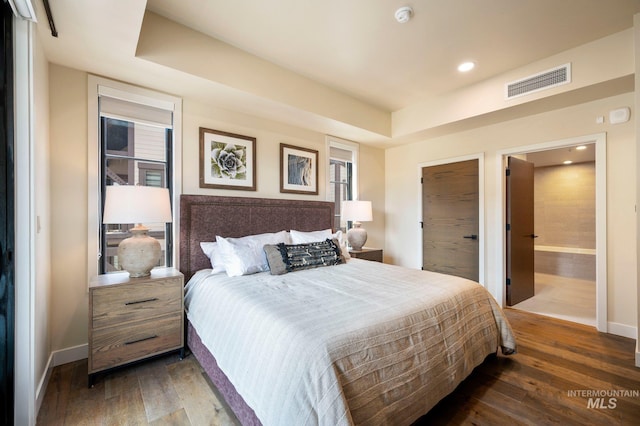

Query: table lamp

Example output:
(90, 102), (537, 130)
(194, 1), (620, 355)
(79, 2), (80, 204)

(103, 185), (172, 277)
(341, 200), (373, 251)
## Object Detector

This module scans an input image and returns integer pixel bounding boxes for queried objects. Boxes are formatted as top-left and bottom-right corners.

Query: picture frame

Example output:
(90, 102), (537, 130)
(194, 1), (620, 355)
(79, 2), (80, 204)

(280, 143), (318, 195)
(199, 127), (256, 191)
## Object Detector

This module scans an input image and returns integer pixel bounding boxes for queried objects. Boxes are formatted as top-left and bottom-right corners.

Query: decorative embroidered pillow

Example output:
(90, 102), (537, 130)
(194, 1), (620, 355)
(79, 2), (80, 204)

(264, 238), (345, 275)
(289, 229), (350, 259)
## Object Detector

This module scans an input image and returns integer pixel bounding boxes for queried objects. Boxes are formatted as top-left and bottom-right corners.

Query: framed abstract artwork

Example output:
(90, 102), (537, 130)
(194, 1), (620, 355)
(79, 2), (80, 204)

(199, 127), (256, 191)
(280, 143), (318, 195)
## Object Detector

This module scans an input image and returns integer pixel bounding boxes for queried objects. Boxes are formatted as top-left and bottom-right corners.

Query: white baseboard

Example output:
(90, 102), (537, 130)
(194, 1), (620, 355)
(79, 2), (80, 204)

(607, 321), (637, 340)
(51, 343), (88, 367)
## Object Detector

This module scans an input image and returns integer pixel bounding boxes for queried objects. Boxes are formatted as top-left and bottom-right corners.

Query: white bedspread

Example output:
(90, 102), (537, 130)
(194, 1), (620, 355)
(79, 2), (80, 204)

(185, 259), (516, 426)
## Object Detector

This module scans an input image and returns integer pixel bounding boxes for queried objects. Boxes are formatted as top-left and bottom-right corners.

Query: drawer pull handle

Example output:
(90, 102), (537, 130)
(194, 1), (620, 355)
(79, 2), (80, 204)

(125, 297), (159, 306)
(124, 335), (158, 345)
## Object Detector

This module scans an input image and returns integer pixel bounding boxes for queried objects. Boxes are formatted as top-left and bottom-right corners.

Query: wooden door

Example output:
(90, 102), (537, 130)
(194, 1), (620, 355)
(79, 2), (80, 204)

(422, 159), (479, 281)
(506, 156), (536, 305)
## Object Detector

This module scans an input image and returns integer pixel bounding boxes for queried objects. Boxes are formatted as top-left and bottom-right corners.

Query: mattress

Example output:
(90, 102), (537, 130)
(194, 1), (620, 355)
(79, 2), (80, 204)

(184, 258), (516, 426)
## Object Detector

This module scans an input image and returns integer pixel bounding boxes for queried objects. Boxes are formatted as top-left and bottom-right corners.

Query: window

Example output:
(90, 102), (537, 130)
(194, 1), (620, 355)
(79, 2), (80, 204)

(326, 136), (359, 232)
(88, 77), (182, 278)
(100, 117), (172, 273)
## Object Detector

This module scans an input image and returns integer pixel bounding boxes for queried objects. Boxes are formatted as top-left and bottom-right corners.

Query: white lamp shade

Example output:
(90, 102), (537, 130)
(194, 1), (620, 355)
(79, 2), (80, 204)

(103, 185), (172, 224)
(341, 200), (373, 222)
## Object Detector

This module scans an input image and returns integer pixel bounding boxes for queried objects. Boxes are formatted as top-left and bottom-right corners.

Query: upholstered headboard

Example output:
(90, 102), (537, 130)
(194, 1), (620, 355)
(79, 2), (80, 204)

(179, 195), (335, 281)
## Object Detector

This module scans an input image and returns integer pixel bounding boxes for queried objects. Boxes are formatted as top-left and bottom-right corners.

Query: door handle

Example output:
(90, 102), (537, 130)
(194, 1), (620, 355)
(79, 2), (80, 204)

(463, 235), (478, 240)
(530, 234), (539, 239)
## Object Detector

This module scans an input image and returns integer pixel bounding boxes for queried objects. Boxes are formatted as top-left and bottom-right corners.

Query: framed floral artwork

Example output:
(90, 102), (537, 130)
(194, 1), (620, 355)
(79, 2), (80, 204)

(199, 127), (256, 191)
(280, 143), (318, 195)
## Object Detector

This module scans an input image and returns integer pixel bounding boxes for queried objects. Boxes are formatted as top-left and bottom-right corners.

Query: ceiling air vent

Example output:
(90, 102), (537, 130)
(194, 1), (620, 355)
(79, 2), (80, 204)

(505, 63), (571, 99)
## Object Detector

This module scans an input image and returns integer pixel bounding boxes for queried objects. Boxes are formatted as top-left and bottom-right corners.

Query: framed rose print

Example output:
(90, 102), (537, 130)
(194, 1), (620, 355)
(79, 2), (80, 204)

(199, 127), (256, 190)
(280, 143), (318, 195)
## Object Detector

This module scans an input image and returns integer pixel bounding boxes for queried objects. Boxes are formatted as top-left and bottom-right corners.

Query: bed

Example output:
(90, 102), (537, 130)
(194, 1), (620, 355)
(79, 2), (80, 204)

(180, 195), (516, 426)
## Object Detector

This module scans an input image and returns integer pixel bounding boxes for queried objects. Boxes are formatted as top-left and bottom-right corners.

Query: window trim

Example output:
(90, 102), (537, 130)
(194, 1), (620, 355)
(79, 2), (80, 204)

(326, 135), (359, 231)
(326, 135), (359, 200)
(87, 76), (182, 281)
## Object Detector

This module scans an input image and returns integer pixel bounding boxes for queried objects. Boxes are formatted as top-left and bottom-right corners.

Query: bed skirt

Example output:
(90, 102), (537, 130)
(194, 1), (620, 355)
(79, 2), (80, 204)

(188, 321), (262, 425)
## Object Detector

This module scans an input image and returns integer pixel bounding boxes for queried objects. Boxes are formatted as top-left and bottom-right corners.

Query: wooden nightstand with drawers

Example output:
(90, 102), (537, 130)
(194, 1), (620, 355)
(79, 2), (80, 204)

(88, 267), (184, 386)
(349, 248), (383, 262)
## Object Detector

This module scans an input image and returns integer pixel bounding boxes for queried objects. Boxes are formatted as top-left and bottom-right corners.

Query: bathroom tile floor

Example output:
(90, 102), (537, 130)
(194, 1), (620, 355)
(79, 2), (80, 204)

(512, 273), (596, 327)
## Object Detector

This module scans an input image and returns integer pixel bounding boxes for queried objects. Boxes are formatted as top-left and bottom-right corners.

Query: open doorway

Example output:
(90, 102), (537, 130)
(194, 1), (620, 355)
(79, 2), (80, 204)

(510, 145), (596, 326)
(499, 133), (606, 331)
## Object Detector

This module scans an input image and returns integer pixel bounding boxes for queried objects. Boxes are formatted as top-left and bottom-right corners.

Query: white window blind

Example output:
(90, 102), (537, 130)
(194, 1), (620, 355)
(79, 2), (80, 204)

(99, 96), (173, 128)
(98, 85), (175, 128)
(330, 146), (353, 162)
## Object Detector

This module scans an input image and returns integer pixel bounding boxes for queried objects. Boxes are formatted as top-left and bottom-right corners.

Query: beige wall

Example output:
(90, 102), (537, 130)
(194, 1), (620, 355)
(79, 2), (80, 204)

(533, 162), (596, 281)
(386, 92), (636, 330)
(534, 162), (596, 249)
(358, 144), (385, 251)
(182, 100), (385, 249)
(183, 101), (328, 198)
(49, 65), (89, 351)
(48, 65), (386, 353)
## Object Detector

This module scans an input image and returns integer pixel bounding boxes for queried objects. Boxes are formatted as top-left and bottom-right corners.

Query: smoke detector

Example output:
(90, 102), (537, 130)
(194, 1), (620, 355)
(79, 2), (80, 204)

(395, 6), (413, 23)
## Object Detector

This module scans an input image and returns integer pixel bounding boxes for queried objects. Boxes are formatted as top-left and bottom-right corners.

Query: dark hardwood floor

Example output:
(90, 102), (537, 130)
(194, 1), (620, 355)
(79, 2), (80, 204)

(418, 309), (640, 425)
(37, 309), (640, 425)
(37, 352), (240, 425)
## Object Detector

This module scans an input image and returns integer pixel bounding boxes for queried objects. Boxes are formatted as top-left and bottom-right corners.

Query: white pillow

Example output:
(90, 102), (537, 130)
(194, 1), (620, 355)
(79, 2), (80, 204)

(199, 242), (226, 274)
(216, 230), (290, 277)
(290, 229), (350, 259)
(290, 228), (332, 244)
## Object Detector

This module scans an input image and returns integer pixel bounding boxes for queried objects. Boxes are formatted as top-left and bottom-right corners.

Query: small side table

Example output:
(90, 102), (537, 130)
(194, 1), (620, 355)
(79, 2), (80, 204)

(349, 248), (383, 262)
(88, 267), (184, 387)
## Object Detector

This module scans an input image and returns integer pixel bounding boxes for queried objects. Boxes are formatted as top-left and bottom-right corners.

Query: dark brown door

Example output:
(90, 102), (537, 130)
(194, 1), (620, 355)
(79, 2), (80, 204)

(422, 159), (479, 281)
(506, 156), (535, 305)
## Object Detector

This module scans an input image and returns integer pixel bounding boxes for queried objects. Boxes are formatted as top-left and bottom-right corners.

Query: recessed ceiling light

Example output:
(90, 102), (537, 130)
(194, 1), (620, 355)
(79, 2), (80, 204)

(395, 6), (413, 23)
(563, 160), (573, 165)
(458, 61), (475, 72)
(576, 145), (587, 150)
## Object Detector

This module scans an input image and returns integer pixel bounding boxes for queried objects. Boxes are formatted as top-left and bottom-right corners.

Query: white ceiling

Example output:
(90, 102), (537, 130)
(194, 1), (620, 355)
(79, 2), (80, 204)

(34, 0), (640, 145)
(146, 0), (640, 111)
(526, 144), (596, 167)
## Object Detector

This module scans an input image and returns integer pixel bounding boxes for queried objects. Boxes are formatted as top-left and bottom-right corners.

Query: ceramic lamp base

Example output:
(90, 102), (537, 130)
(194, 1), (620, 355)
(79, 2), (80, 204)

(347, 222), (368, 251)
(118, 225), (161, 278)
